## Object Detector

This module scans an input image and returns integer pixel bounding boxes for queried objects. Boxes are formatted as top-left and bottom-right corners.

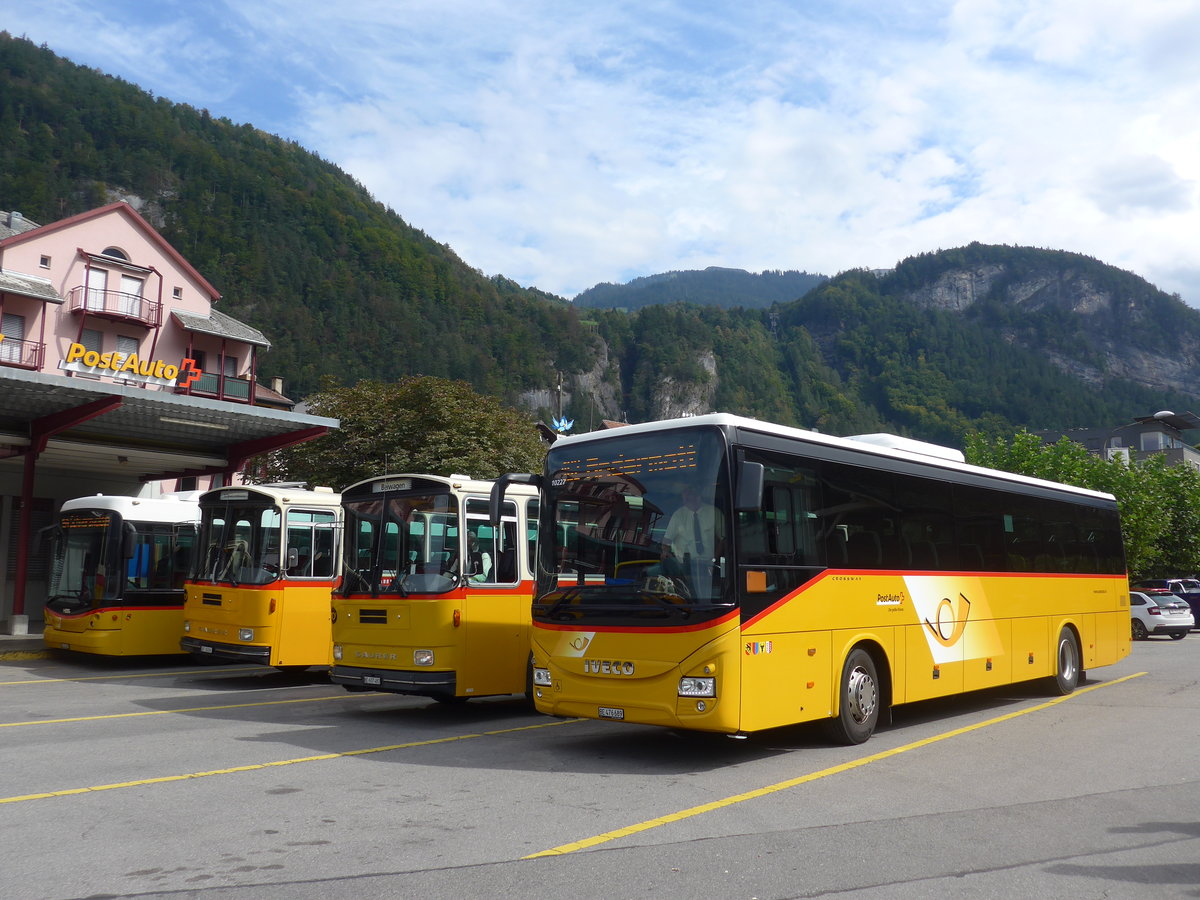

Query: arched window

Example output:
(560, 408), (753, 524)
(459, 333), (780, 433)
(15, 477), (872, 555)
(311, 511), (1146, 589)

(101, 246), (129, 260)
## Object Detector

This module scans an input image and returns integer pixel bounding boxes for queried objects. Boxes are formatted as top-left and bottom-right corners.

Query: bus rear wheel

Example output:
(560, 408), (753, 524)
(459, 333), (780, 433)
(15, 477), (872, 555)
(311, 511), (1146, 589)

(1050, 627), (1080, 695)
(827, 648), (879, 745)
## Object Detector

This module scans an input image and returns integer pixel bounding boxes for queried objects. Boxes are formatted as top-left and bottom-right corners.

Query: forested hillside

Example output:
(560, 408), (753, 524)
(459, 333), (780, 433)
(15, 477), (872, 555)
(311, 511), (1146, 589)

(574, 267), (825, 310)
(0, 32), (597, 398)
(4, 32), (1200, 448)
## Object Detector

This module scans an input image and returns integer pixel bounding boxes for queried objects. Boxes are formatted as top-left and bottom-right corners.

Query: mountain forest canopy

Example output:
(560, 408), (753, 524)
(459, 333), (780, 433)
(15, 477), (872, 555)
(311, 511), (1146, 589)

(5, 32), (1200, 450)
(573, 267), (827, 311)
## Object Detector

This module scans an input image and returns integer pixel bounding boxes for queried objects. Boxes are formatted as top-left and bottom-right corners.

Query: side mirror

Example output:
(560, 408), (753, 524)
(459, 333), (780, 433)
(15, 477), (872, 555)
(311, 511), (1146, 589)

(734, 461), (764, 512)
(122, 522), (138, 559)
(34, 523), (61, 555)
(287, 547), (299, 568)
(489, 473), (543, 525)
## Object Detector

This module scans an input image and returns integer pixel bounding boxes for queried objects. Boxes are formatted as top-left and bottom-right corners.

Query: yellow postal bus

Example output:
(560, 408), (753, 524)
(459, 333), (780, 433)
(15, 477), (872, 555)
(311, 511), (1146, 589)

(496, 414), (1130, 742)
(331, 474), (539, 702)
(181, 484), (342, 669)
(43, 493), (200, 656)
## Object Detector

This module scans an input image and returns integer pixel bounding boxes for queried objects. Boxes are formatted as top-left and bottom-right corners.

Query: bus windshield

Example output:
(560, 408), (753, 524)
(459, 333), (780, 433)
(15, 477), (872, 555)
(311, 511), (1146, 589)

(536, 426), (732, 624)
(46, 510), (123, 611)
(342, 486), (459, 596)
(195, 497), (280, 586)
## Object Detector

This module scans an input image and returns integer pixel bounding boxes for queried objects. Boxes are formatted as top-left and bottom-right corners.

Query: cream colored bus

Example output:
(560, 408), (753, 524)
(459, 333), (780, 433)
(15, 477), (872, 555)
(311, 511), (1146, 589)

(181, 484), (342, 669)
(331, 474), (539, 702)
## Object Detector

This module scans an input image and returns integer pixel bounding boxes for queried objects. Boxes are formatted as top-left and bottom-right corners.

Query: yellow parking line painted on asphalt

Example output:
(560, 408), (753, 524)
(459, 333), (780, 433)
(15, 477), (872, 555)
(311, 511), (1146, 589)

(524, 672), (1148, 859)
(0, 666), (262, 686)
(0, 718), (580, 805)
(0, 692), (369, 728)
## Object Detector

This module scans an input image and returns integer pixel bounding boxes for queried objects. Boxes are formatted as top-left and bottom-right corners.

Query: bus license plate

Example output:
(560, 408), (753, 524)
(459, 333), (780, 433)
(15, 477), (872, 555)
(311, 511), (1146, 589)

(598, 706), (624, 720)
(200, 645), (213, 653)
(363, 675), (381, 686)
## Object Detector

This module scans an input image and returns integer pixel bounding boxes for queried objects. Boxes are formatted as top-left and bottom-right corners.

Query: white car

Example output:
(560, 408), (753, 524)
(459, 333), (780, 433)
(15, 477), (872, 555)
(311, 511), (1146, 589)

(1130, 590), (1193, 640)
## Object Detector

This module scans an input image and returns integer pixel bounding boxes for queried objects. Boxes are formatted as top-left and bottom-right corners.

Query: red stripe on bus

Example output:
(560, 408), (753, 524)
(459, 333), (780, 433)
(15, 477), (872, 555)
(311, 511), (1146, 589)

(47, 605), (185, 620)
(739, 569), (1130, 631)
(533, 608), (739, 635)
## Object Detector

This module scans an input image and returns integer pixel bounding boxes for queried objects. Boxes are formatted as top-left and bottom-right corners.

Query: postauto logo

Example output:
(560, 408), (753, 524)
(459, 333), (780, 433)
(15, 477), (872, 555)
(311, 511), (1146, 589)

(61, 342), (202, 388)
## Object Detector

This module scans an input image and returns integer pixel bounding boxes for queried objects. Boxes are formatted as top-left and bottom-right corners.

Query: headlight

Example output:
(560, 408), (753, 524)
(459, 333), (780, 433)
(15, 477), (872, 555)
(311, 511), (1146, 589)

(414, 649), (434, 666)
(678, 676), (716, 698)
(332, 644), (343, 661)
(183, 621), (190, 633)
(532, 667), (552, 686)
(238, 628), (254, 642)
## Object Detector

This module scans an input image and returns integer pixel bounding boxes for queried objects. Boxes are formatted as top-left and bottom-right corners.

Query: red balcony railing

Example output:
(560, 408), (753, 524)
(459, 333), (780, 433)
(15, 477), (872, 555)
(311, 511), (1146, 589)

(68, 285), (162, 327)
(0, 337), (45, 370)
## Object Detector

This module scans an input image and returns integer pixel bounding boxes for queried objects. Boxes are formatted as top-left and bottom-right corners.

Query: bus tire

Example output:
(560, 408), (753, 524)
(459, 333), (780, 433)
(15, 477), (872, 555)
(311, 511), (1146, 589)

(827, 647), (879, 745)
(1050, 627), (1080, 695)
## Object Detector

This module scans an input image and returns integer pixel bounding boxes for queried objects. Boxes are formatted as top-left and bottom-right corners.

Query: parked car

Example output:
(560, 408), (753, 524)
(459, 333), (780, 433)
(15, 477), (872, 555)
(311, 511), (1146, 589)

(1129, 589), (1194, 640)
(1130, 579), (1200, 623)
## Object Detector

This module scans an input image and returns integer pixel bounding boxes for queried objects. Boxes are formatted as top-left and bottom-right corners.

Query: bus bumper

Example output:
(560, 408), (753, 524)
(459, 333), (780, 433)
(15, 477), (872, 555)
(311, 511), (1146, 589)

(44, 624), (124, 656)
(331, 665), (456, 697)
(181, 636), (271, 663)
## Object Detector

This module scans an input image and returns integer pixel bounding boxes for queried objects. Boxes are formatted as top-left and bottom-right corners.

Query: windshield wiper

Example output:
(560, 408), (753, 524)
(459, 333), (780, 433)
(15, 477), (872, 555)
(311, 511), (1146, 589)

(539, 586), (584, 619)
(636, 590), (692, 616)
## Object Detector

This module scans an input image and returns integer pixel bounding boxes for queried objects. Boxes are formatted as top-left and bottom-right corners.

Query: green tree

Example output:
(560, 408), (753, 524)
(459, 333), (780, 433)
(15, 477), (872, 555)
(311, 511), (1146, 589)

(963, 431), (1200, 579)
(258, 376), (547, 488)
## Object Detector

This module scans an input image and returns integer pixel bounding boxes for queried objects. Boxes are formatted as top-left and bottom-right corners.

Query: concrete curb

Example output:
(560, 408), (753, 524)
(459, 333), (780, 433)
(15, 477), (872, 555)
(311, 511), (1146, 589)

(0, 648), (50, 661)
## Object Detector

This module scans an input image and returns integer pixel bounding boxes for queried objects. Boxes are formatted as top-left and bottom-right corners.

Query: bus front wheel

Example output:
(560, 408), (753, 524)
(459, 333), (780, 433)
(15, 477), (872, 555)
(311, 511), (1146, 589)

(1050, 627), (1080, 695)
(827, 648), (880, 745)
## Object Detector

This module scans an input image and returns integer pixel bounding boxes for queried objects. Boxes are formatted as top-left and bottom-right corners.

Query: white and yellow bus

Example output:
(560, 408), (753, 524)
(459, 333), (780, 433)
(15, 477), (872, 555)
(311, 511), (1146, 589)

(495, 414), (1130, 742)
(43, 493), (200, 656)
(181, 484), (342, 669)
(331, 474), (539, 702)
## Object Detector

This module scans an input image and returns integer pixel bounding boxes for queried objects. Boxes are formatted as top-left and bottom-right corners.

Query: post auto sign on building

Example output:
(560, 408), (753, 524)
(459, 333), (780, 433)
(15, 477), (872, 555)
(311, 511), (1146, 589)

(59, 342), (203, 388)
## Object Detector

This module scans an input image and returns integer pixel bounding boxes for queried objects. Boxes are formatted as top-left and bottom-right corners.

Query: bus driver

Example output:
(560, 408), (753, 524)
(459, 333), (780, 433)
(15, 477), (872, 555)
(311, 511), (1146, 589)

(661, 486), (724, 569)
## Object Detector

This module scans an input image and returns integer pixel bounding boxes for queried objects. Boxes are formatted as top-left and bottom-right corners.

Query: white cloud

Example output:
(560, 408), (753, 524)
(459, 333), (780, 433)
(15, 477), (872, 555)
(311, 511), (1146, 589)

(7, 0), (1200, 302)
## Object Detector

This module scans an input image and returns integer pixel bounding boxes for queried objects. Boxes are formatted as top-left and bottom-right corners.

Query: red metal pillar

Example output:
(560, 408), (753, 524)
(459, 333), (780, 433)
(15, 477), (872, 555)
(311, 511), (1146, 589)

(12, 396), (122, 616)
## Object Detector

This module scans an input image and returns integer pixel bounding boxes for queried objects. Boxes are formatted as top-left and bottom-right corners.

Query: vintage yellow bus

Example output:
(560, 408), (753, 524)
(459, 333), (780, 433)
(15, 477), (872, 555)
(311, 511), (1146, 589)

(181, 484), (342, 669)
(43, 493), (200, 656)
(496, 414), (1130, 742)
(330, 474), (539, 702)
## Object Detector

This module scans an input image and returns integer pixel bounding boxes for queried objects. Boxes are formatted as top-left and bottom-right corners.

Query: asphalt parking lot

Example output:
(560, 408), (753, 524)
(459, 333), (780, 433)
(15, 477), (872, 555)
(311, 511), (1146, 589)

(2, 633), (1199, 899)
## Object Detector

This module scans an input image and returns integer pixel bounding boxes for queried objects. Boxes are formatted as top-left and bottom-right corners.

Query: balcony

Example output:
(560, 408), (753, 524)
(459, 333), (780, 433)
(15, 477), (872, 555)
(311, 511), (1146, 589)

(177, 372), (253, 404)
(0, 337), (45, 370)
(68, 285), (162, 327)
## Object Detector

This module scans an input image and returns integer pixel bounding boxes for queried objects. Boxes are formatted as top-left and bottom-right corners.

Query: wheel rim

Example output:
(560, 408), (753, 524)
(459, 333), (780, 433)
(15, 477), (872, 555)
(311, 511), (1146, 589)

(1058, 635), (1078, 683)
(845, 664), (877, 724)
(1132, 620), (1146, 640)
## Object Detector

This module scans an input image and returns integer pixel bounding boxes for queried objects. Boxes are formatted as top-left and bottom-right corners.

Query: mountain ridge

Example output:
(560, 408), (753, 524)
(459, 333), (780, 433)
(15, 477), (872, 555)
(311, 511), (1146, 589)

(3, 32), (1199, 448)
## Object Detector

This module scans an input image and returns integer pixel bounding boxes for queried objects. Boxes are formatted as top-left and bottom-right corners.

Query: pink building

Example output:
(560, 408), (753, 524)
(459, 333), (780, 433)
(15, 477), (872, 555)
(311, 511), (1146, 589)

(0, 202), (337, 632)
(0, 202), (272, 406)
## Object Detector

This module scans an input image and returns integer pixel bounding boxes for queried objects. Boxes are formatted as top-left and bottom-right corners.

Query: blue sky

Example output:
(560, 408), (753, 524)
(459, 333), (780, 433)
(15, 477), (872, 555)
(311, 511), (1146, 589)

(7, 1), (1200, 303)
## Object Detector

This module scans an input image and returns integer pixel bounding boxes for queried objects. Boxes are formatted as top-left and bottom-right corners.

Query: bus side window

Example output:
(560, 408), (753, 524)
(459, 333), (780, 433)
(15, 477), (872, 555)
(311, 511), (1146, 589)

(495, 521), (519, 583)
